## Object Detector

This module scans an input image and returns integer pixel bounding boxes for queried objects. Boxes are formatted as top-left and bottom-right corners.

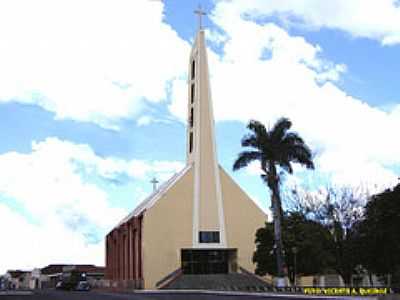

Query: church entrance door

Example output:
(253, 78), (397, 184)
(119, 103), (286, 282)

(181, 249), (237, 274)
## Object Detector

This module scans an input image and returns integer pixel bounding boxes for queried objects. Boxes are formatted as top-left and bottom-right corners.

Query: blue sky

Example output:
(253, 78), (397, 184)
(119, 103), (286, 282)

(0, 0), (399, 273)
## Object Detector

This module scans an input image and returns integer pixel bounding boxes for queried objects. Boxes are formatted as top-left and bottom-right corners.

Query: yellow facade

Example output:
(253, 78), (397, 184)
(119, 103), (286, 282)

(141, 166), (267, 289)
(220, 167), (267, 272)
(142, 168), (194, 289)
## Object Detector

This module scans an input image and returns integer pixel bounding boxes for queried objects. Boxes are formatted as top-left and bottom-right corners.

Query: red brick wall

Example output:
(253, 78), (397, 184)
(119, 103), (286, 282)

(105, 214), (144, 288)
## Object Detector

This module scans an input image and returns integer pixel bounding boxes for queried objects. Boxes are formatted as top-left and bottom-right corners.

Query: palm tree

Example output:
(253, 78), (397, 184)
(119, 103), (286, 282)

(233, 117), (314, 284)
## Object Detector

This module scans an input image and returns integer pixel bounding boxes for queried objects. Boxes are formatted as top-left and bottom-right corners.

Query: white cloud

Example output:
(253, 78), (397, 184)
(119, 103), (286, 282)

(316, 150), (399, 188)
(169, 78), (189, 123)
(0, 0), (190, 129)
(137, 116), (153, 127)
(392, 104), (400, 118)
(205, 29), (229, 46)
(0, 204), (104, 273)
(109, 159), (184, 182)
(245, 161), (263, 176)
(0, 137), (184, 274)
(136, 115), (176, 127)
(213, 0), (400, 46)
(249, 193), (273, 222)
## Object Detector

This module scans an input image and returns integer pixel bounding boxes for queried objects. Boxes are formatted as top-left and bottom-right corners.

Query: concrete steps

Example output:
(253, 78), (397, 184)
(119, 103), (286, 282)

(162, 273), (272, 291)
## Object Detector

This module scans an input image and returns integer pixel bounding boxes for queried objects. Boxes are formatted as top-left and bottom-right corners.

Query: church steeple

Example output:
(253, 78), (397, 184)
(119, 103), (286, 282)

(106, 9), (268, 286)
(187, 13), (227, 248)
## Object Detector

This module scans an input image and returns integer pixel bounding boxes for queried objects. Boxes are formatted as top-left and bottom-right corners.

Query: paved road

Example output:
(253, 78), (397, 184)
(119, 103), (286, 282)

(0, 290), (377, 300)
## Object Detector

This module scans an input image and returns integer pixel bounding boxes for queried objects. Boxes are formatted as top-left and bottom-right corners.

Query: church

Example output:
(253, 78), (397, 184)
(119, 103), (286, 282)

(105, 19), (267, 290)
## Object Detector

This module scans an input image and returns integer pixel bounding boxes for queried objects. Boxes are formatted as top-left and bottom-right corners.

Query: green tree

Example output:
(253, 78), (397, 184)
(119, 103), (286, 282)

(253, 212), (334, 283)
(287, 185), (369, 285)
(358, 184), (400, 286)
(233, 118), (314, 282)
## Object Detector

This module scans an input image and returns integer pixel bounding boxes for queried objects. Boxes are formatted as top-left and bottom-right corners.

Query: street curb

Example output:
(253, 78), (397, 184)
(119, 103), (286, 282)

(131, 289), (379, 299)
(0, 291), (33, 296)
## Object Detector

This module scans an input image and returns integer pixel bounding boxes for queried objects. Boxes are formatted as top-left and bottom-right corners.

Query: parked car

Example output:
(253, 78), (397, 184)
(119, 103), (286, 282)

(55, 280), (75, 290)
(55, 281), (63, 290)
(75, 281), (90, 291)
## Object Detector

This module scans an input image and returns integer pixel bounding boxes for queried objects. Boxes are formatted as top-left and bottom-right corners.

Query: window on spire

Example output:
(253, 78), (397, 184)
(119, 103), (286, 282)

(189, 132), (193, 153)
(191, 83), (195, 103)
(190, 108), (194, 128)
(191, 60), (195, 80)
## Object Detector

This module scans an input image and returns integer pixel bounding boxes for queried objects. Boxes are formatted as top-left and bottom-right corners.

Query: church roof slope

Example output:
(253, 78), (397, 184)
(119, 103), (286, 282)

(113, 164), (192, 230)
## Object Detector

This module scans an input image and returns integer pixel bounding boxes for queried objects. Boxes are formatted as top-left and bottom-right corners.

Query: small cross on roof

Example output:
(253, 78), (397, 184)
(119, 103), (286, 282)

(150, 177), (159, 191)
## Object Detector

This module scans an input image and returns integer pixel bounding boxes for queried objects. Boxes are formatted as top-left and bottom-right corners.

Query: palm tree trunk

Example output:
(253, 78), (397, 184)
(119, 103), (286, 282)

(272, 189), (285, 278)
(270, 165), (285, 281)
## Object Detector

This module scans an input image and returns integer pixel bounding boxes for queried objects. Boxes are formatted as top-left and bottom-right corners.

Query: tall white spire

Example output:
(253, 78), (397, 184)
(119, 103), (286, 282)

(187, 26), (227, 248)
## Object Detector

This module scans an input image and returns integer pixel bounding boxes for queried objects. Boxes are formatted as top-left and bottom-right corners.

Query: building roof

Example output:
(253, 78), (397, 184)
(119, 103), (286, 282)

(112, 165), (191, 231)
(41, 264), (68, 275)
(7, 270), (29, 279)
(73, 265), (105, 274)
(41, 264), (102, 275)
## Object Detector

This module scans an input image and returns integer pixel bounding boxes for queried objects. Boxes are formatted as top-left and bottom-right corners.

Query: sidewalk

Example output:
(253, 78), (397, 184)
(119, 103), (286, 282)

(0, 290), (33, 295)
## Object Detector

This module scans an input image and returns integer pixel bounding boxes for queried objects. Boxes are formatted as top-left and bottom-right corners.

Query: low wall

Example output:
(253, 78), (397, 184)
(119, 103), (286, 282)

(91, 279), (143, 291)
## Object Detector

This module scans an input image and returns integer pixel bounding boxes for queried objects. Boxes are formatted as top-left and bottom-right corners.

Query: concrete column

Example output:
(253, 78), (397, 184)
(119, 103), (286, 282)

(105, 236), (108, 278)
(138, 216), (143, 281)
(115, 232), (118, 280)
(106, 236), (110, 279)
(126, 225), (129, 280)
(123, 228), (128, 280)
(113, 236), (117, 280)
(122, 233), (125, 280)
(133, 228), (137, 280)
(126, 224), (129, 280)
(110, 234), (114, 279)
(128, 222), (133, 280)
(120, 230), (124, 280)
(115, 229), (121, 280)
(109, 237), (113, 280)
(110, 232), (114, 279)
(108, 236), (112, 280)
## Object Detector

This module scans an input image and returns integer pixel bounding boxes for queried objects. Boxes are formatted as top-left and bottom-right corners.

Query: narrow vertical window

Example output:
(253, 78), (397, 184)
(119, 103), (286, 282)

(191, 60), (195, 80)
(189, 132), (193, 153)
(190, 108), (194, 128)
(191, 83), (195, 103)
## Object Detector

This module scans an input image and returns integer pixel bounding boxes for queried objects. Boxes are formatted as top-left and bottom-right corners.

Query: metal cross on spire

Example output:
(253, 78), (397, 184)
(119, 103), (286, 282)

(194, 4), (206, 30)
(150, 177), (159, 192)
